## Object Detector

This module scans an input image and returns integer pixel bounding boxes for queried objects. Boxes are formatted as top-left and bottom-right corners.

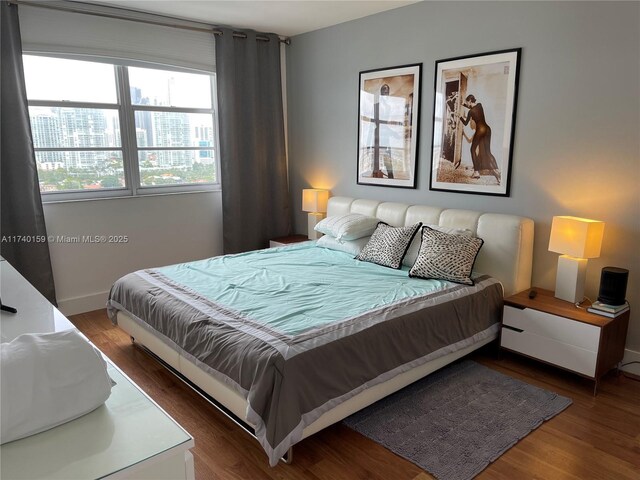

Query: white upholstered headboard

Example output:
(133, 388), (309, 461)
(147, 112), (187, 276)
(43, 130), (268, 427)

(327, 197), (534, 297)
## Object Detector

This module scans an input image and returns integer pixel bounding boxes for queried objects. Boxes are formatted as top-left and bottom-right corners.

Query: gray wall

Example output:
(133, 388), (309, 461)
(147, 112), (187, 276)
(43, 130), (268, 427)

(286, 1), (640, 352)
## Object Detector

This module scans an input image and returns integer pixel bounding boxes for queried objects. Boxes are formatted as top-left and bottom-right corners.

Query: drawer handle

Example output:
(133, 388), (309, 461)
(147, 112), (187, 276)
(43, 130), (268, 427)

(502, 325), (524, 333)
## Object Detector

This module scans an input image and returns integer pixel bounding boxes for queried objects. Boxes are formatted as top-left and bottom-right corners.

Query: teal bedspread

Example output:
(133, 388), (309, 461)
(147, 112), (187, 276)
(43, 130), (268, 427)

(157, 243), (449, 336)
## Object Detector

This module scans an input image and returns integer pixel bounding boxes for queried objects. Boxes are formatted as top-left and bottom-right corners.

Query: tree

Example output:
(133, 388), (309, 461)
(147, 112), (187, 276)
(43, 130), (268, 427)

(61, 179), (82, 190)
(101, 176), (121, 188)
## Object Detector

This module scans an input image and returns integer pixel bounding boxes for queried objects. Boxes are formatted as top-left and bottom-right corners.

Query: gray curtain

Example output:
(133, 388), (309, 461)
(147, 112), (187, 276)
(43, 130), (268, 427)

(1, 2), (57, 305)
(215, 28), (291, 253)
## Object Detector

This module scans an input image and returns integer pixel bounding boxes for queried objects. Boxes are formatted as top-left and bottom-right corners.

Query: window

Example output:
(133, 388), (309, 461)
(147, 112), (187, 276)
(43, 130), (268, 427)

(24, 55), (218, 200)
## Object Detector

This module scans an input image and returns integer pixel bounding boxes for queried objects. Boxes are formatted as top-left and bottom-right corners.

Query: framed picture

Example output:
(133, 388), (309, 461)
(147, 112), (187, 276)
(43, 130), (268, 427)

(357, 64), (422, 188)
(430, 48), (521, 196)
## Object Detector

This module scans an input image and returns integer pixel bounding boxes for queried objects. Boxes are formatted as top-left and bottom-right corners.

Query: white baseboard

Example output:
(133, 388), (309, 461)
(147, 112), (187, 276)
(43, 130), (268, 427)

(57, 291), (109, 316)
(621, 348), (640, 376)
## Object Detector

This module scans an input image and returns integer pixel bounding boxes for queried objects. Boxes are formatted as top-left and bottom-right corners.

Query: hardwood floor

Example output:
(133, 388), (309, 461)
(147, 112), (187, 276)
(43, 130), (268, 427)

(70, 310), (640, 480)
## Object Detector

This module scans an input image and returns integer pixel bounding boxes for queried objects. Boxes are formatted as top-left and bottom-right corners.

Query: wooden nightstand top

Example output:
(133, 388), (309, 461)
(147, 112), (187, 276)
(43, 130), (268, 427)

(270, 234), (308, 245)
(504, 288), (621, 328)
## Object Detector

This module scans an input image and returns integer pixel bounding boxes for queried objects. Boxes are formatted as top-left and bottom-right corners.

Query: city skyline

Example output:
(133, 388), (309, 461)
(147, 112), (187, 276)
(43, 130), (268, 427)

(25, 54), (216, 192)
(30, 105), (215, 170)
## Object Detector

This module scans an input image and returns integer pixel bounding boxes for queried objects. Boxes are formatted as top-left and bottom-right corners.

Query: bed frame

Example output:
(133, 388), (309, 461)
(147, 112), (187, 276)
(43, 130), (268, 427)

(116, 197), (534, 463)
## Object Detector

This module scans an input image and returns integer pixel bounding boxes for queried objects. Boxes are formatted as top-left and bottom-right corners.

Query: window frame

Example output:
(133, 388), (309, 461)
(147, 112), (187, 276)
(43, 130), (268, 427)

(26, 55), (221, 202)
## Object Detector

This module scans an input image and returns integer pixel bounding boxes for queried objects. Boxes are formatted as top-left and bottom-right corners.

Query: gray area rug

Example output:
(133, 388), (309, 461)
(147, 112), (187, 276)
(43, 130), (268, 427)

(343, 360), (572, 480)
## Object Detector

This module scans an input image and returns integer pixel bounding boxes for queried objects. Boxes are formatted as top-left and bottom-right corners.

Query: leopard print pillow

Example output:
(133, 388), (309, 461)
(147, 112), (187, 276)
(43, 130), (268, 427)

(409, 226), (484, 285)
(356, 222), (421, 269)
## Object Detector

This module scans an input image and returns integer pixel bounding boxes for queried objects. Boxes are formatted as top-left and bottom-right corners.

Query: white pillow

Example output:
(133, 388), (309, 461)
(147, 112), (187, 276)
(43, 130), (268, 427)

(403, 224), (474, 267)
(316, 235), (371, 256)
(314, 213), (379, 241)
(1, 330), (113, 444)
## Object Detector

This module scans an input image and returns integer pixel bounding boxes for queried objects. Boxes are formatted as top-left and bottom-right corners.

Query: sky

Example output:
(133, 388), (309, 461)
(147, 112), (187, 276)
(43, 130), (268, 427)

(23, 55), (212, 108)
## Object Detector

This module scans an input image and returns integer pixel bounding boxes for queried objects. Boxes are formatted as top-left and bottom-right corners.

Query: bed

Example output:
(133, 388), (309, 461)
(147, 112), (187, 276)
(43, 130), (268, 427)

(107, 196), (534, 466)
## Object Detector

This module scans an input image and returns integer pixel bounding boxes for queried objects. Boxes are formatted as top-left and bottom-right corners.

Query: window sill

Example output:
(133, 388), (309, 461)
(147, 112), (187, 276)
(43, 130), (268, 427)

(41, 186), (221, 205)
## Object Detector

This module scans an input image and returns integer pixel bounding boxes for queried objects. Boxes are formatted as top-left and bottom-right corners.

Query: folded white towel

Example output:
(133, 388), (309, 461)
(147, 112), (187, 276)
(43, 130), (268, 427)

(1, 330), (113, 444)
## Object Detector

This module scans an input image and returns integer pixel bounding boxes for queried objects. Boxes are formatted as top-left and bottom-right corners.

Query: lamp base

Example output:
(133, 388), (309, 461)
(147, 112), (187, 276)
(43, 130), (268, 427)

(307, 212), (325, 240)
(555, 255), (588, 304)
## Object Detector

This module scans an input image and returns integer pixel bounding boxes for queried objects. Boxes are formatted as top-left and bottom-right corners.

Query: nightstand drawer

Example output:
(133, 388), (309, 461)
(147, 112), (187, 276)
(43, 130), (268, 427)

(503, 305), (600, 352)
(269, 235), (308, 248)
(501, 328), (598, 377)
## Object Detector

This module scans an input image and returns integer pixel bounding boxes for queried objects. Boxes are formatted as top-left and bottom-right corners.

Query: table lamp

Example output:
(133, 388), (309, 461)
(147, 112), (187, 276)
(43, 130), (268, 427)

(302, 189), (329, 240)
(548, 216), (605, 304)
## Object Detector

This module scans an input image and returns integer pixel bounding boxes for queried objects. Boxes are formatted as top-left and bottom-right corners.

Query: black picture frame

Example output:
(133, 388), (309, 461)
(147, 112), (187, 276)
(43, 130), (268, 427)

(357, 63), (422, 189)
(429, 48), (521, 196)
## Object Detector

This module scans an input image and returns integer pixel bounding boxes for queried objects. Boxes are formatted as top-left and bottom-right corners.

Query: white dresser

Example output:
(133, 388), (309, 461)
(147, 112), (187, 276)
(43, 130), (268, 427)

(0, 259), (195, 479)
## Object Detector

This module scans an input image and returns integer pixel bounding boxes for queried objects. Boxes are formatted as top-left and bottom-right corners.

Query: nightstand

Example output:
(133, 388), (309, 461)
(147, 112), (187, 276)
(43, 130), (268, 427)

(269, 234), (309, 248)
(500, 288), (629, 394)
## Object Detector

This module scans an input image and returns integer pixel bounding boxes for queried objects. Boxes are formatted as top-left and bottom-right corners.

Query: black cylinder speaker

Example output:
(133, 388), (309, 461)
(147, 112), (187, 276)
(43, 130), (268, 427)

(597, 267), (629, 306)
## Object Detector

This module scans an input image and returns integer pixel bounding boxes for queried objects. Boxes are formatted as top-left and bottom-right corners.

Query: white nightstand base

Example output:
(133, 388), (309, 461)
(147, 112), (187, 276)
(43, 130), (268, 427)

(554, 255), (587, 303)
(307, 213), (325, 240)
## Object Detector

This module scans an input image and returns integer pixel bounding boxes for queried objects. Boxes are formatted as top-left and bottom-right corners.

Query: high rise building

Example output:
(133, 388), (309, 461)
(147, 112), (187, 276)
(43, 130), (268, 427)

(136, 128), (148, 148)
(151, 111), (192, 167)
(58, 108), (109, 168)
(130, 87), (143, 104)
(30, 107), (116, 170)
(193, 124), (214, 161)
(30, 109), (64, 164)
(131, 86), (153, 146)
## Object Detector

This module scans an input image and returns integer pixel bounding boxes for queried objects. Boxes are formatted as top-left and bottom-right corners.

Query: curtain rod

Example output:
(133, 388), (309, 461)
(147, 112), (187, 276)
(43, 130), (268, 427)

(8, 0), (291, 45)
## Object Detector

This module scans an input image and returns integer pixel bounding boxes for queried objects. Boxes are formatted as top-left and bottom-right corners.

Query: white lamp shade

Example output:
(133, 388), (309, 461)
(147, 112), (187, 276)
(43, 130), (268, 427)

(548, 216), (604, 259)
(302, 189), (329, 213)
